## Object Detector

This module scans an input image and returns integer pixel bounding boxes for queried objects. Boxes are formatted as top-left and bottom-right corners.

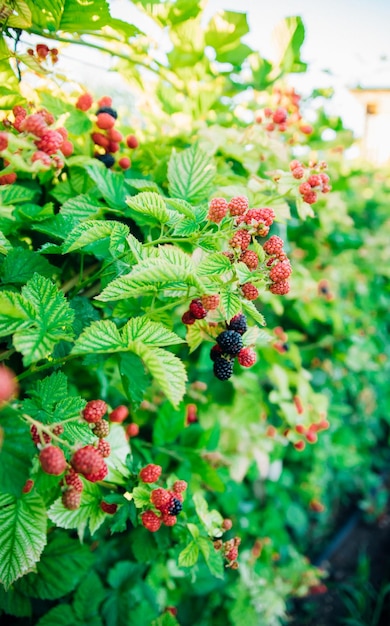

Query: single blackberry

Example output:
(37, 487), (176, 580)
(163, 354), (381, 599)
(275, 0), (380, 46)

(227, 313), (247, 335)
(210, 344), (223, 362)
(216, 330), (243, 356)
(213, 357), (234, 381)
(96, 106), (118, 119)
(168, 497), (183, 516)
(95, 153), (115, 168)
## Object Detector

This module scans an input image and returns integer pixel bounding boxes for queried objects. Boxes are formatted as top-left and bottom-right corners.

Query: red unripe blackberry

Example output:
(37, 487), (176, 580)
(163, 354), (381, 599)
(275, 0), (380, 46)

(65, 468), (84, 492)
(222, 518), (233, 531)
(36, 130), (63, 155)
(269, 280), (290, 295)
(263, 235), (284, 256)
(31, 151), (51, 166)
(13, 116), (25, 131)
(266, 425), (277, 437)
(83, 463), (108, 482)
(201, 294), (220, 310)
(0, 365), (18, 403)
(118, 157), (131, 169)
(97, 439), (111, 458)
(241, 283), (259, 301)
(92, 419), (110, 438)
(0, 132), (8, 151)
(109, 405), (129, 423)
(208, 197), (228, 223)
(320, 173), (330, 185)
(126, 134), (139, 149)
(96, 113), (116, 130)
(237, 347), (256, 367)
(217, 330), (243, 356)
(306, 431), (318, 444)
(37, 109), (55, 125)
(227, 313), (247, 335)
(278, 122), (287, 132)
(186, 403), (198, 424)
(166, 606), (178, 616)
(39, 446), (67, 475)
(269, 260), (292, 283)
(76, 93), (93, 111)
(71, 445), (105, 475)
(173, 480), (187, 493)
(61, 140), (73, 157)
(107, 128), (123, 142)
(125, 422), (139, 438)
(239, 250), (258, 270)
(292, 166), (305, 179)
(308, 174), (322, 188)
(181, 310), (196, 325)
(213, 357), (234, 381)
(108, 141), (120, 153)
(294, 440), (305, 451)
(100, 501), (118, 514)
(189, 299), (207, 319)
(13, 105), (26, 118)
(139, 464), (162, 483)
(51, 424), (64, 436)
(245, 207), (275, 228)
(151, 488), (171, 511)
(21, 113), (48, 137)
(91, 132), (110, 150)
(0, 172), (17, 185)
(30, 424), (51, 445)
(83, 399), (107, 423)
(22, 479), (34, 494)
(322, 184), (331, 193)
(98, 96), (113, 108)
(265, 122), (275, 131)
(36, 43), (49, 58)
(299, 182), (312, 195)
(318, 418), (330, 431)
(300, 124), (313, 135)
(289, 159), (302, 171)
(295, 424), (306, 435)
(272, 107), (287, 124)
(229, 229), (251, 250)
(142, 510), (161, 532)
(302, 191), (317, 204)
(226, 547), (239, 561)
(228, 195), (249, 216)
(62, 489), (82, 510)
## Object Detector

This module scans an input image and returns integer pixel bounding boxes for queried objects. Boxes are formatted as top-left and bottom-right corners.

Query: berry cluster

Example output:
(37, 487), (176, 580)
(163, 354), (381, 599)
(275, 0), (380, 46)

(181, 294), (220, 325)
(210, 314), (257, 381)
(290, 159), (331, 205)
(294, 417), (330, 450)
(255, 85), (313, 137)
(139, 464), (188, 532)
(27, 43), (59, 64)
(263, 235), (292, 296)
(213, 536), (241, 569)
(86, 94), (137, 170)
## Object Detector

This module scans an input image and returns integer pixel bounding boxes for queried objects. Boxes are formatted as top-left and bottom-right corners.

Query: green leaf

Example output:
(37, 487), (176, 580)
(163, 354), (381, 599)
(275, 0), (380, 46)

(126, 192), (170, 224)
(73, 572), (106, 623)
(35, 605), (77, 626)
(48, 481), (106, 540)
(119, 352), (150, 409)
(132, 485), (151, 508)
(273, 16), (307, 73)
(220, 290), (242, 320)
(153, 403), (185, 445)
(0, 183), (38, 205)
(0, 230), (12, 255)
(0, 493), (47, 590)
(178, 540), (199, 567)
(59, 0), (111, 32)
(197, 252), (232, 276)
(62, 220), (129, 253)
(72, 320), (124, 355)
(198, 536), (224, 579)
(85, 163), (126, 209)
(65, 109), (93, 135)
(205, 11), (249, 60)
(0, 408), (36, 496)
(121, 317), (184, 347)
(5, 0), (32, 28)
(125, 179), (161, 193)
(18, 532), (95, 600)
(165, 197), (195, 219)
(234, 261), (254, 285)
(12, 274), (74, 365)
(0, 584), (31, 617)
(0, 248), (55, 285)
(0, 290), (32, 336)
(105, 424), (130, 484)
(168, 144), (215, 204)
(133, 343), (187, 408)
(60, 193), (106, 221)
(242, 300), (266, 326)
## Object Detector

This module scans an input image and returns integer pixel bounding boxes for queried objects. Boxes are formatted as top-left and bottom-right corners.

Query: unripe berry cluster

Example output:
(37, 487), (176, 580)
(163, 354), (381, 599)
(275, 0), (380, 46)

(210, 314), (257, 381)
(181, 295), (220, 325)
(139, 467), (188, 532)
(214, 536), (241, 569)
(263, 235), (292, 296)
(289, 159), (331, 204)
(27, 43), (59, 64)
(254, 85), (313, 138)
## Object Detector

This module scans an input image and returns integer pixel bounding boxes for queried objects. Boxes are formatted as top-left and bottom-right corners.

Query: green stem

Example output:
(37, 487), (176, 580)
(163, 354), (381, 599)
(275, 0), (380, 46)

(22, 414), (74, 450)
(17, 354), (77, 382)
(0, 348), (16, 362)
(144, 236), (192, 247)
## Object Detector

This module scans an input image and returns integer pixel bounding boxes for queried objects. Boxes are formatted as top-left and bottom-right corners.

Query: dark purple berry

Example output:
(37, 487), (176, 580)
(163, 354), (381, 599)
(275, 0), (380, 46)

(227, 314), (247, 335)
(213, 358), (234, 381)
(95, 153), (115, 168)
(168, 497), (183, 516)
(210, 344), (223, 362)
(96, 106), (118, 119)
(216, 330), (243, 356)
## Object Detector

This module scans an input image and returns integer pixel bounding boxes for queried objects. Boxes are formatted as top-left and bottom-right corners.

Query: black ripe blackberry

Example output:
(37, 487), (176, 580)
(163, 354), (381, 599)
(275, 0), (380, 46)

(210, 344), (223, 362)
(216, 330), (243, 356)
(95, 153), (115, 168)
(96, 106), (118, 119)
(168, 497), (183, 516)
(227, 313), (247, 335)
(213, 357), (234, 381)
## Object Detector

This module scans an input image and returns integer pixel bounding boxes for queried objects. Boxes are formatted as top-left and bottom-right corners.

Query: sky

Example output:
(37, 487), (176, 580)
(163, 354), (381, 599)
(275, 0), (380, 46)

(43, 0), (390, 137)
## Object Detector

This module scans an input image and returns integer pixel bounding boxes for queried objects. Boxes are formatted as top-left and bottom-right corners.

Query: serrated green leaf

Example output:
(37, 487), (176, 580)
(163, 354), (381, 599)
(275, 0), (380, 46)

(132, 485), (152, 508)
(18, 532), (95, 600)
(119, 352), (150, 409)
(153, 403), (185, 445)
(165, 197), (195, 219)
(121, 317), (184, 347)
(0, 290), (33, 336)
(85, 163), (126, 209)
(125, 179), (161, 193)
(234, 261), (254, 285)
(168, 144), (215, 203)
(48, 482), (106, 540)
(178, 541), (199, 567)
(197, 253), (232, 276)
(0, 184), (38, 205)
(242, 300), (266, 326)
(35, 604), (76, 626)
(62, 220), (129, 253)
(133, 343), (187, 408)
(198, 537), (224, 579)
(193, 493), (224, 538)
(73, 572), (106, 622)
(0, 230), (12, 255)
(0, 408), (36, 496)
(0, 584), (31, 617)
(126, 192), (170, 224)
(1, 247), (55, 285)
(60, 193), (106, 220)
(186, 319), (220, 354)
(0, 493), (47, 589)
(65, 109), (93, 135)
(105, 424), (130, 484)
(220, 290), (242, 320)
(72, 320), (124, 355)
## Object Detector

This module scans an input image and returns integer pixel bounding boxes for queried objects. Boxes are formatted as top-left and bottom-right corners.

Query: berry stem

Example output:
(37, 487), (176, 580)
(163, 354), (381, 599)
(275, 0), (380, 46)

(22, 414), (74, 450)
(17, 354), (77, 382)
(144, 236), (192, 247)
(0, 348), (16, 362)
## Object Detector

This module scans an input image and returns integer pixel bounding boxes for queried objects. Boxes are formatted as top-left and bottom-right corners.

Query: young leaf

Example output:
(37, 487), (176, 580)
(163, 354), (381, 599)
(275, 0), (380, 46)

(132, 486), (152, 508)
(196, 253), (232, 276)
(168, 144), (216, 204)
(85, 163), (127, 209)
(178, 541), (199, 567)
(62, 221), (129, 253)
(121, 317), (184, 347)
(0, 290), (32, 336)
(48, 481), (106, 540)
(198, 537), (224, 579)
(242, 300), (266, 326)
(133, 343), (187, 408)
(126, 192), (170, 224)
(17, 532), (95, 600)
(0, 493), (47, 589)
(220, 289), (242, 321)
(72, 320), (125, 355)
